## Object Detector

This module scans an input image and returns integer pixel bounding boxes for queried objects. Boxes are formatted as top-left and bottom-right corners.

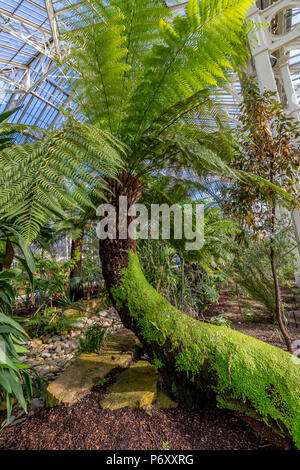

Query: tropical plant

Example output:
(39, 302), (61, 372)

(79, 324), (106, 353)
(225, 78), (300, 352)
(227, 214), (297, 320)
(26, 307), (82, 338)
(1, 1), (300, 446)
(0, 121), (123, 242)
(34, 256), (76, 306)
(0, 225), (36, 425)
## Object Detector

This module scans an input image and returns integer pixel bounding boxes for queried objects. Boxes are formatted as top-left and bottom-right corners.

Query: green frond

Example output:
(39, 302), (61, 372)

(0, 121), (124, 243)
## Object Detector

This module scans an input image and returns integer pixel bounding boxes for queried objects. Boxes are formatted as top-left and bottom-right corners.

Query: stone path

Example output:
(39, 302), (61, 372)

(24, 306), (123, 382)
(46, 330), (142, 407)
(5, 306), (176, 428)
(100, 360), (178, 411)
(100, 360), (159, 410)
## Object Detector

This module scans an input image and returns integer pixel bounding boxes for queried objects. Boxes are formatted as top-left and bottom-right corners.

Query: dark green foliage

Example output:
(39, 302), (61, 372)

(26, 307), (82, 338)
(79, 324), (106, 354)
(0, 226), (36, 425)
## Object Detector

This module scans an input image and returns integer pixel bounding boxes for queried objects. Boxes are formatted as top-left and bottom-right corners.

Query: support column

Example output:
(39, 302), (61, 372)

(246, 3), (300, 285)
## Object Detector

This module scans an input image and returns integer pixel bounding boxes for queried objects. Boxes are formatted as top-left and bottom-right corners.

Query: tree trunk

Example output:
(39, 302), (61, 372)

(269, 205), (292, 353)
(99, 172), (300, 449)
(69, 231), (84, 302)
(0, 237), (14, 272)
(270, 243), (293, 353)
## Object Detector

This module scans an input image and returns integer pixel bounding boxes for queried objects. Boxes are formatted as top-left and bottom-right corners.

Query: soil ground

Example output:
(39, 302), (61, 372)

(0, 370), (280, 451)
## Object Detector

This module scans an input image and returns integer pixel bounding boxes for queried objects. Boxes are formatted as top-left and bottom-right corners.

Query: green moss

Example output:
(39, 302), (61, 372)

(153, 356), (164, 370)
(112, 252), (300, 448)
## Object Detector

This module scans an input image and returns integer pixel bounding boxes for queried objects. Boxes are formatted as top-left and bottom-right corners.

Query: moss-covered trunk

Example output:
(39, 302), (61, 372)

(99, 175), (300, 449)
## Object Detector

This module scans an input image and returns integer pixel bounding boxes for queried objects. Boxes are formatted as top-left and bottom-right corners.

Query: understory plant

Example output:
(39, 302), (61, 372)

(226, 78), (300, 352)
(34, 256), (77, 306)
(227, 217), (297, 321)
(79, 324), (106, 354)
(26, 307), (82, 338)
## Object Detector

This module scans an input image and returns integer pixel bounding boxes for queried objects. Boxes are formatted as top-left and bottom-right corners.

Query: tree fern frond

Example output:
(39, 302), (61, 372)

(0, 121), (124, 242)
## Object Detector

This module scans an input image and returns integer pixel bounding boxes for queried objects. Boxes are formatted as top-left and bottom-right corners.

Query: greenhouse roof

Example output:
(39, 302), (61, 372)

(0, 1), (191, 129)
(0, 1), (299, 130)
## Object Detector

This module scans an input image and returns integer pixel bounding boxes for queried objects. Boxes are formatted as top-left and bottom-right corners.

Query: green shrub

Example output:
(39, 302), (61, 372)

(79, 324), (106, 353)
(26, 307), (82, 338)
(210, 314), (231, 328)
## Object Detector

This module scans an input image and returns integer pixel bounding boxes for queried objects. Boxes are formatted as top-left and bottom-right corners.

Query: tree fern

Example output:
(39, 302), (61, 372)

(0, 122), (123, 242)
(64, 0), (253, 145)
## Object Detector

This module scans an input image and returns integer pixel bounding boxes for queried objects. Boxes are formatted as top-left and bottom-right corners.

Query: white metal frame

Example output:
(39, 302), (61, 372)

(0, 0), (71, 125)
(247, 1), (300, 285)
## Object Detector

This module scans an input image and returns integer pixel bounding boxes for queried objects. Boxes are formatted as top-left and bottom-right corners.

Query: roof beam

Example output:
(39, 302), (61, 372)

(0, 22), (53, 58)
(0, 57), (28, 67)
(45, 0), (61, 58)
(0, 7), (51, 33)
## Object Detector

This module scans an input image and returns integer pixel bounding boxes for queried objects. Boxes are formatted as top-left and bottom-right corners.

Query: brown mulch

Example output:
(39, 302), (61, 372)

(203, 285), (300, 351)
(0, 376), (278, 451)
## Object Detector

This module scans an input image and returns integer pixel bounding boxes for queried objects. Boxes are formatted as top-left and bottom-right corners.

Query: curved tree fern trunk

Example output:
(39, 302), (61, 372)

(99, 173), (300, 449)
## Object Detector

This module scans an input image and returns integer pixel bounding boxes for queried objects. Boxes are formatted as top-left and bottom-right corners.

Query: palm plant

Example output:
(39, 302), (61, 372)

(54, 0), (300, 446)
(61, 0), (253, 287)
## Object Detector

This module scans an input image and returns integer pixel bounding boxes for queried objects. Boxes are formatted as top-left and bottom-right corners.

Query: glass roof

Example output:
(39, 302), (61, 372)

(0, 0), (299, 131)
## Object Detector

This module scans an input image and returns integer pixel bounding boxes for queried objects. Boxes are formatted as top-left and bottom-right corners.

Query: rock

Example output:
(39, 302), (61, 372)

(30, 398), (44, 412)
(140, 353), (149, 360)
(51, 335), (61, 342)
(64, 298), (107, 319)
(34, 358), (45, 366)
(30, 339), (43, 348)
(100, 311), (109, 318)
(41, 352), (51, 359)
(153, 390), (178, 409)
(45, 330), (141, 408)
(100, 361), (158, 411)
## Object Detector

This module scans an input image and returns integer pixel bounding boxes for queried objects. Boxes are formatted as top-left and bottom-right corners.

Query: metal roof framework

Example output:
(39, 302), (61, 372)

(0, 1), (299, 129)
(0, 0), (80, 128)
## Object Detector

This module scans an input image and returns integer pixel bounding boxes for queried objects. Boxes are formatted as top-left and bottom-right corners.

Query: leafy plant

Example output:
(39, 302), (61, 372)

(210, 314), (231, 328)
(0, 122), (123, 243)
(26, 307), (82, 338)
(161, 441), (170, 450)
(0, 311), (33, 427)
(79, 324), (106, 354)
(226, 79), (300, 351)
(153, 357), (164, 370)
(35, 256), (76, 306)
(96, 378), (108, 386)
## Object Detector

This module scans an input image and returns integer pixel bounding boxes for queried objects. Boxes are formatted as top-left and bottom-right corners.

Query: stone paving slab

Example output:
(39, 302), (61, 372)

(100, 360), (159, 410)
(45, 330), (141, 407)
